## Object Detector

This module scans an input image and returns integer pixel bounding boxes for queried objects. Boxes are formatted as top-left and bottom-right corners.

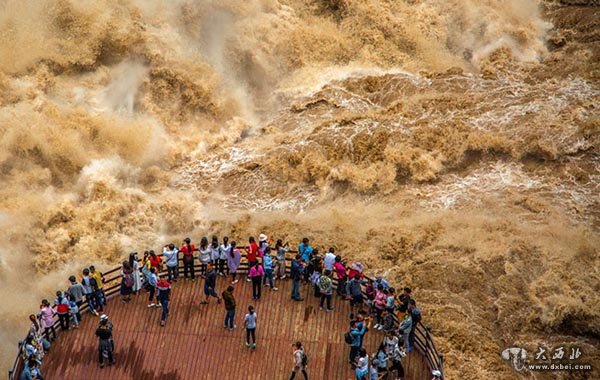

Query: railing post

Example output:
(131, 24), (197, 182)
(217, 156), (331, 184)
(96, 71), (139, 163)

(438, 353), (444, 377)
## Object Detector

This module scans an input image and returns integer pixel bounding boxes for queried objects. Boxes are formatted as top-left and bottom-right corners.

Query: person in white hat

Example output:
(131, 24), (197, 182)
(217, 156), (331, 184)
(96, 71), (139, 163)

(431, 369), (442, 379)
(258, 234), (269, 254)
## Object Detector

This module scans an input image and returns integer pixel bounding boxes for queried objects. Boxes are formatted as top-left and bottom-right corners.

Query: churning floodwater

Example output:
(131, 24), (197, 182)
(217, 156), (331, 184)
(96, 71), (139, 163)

(0, 1), (598, 378)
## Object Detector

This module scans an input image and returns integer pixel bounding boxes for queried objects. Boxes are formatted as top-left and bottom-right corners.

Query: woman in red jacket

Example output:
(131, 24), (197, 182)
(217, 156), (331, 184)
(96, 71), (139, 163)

(246, 236), (259, 282)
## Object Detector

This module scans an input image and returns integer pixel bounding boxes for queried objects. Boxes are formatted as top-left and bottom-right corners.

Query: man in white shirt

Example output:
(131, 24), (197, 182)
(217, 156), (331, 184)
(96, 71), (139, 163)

(323, 247), (336, 272)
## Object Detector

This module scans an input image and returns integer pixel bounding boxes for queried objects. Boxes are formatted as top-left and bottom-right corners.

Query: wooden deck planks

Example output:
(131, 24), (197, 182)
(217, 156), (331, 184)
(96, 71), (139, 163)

(41, 276), (429, 380)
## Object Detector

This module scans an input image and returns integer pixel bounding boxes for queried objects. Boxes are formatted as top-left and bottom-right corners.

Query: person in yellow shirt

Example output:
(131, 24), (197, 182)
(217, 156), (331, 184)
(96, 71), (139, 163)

(89, 265), (106, 307)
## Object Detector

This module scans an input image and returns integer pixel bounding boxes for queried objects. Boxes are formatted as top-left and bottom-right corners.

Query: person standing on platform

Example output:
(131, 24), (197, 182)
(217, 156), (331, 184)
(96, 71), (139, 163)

(89, 266), (106, 307)
(227, 241), (241, 284)
(275, 240), (290, 279)
(298, 237), (313, 263)
(248, 261), (265, 300)
(129, 252), (142, 293)
(262, 247), (278, 291)
(38, 300), (56, 342)
(334, 256), (347, 297)
(219, 236), (231, 277)
(348, 320), (367, 365)
(222, 285), (236, 330)
(119, 261), (134, 304)
(290, 255), (305, 301)
(246, 236), (259, 282)
(289, 341), (308, 380)
(199, 237), (211, 278)
(318, 270), (334, 312)
(146, 267), (159, 308)
(210, 236), (220, 266)
(200, 263), (222, 305)
(82, 268), (101, 314)
(19, 359), (43, 380)
(163, 244), (179, 283)
(244, 305), (257, 349)
(54, 291), (70, 331)
(156, 274), (171, 327)
(181, 237), (196, 281)
(67, 275), (84, 322)
(96, 318), (115, 368)
(323, 247), (336, 272)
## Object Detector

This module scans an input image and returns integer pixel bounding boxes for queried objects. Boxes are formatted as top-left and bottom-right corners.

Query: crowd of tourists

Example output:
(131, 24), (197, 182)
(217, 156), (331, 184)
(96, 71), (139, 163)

(21, 233), (440, 380)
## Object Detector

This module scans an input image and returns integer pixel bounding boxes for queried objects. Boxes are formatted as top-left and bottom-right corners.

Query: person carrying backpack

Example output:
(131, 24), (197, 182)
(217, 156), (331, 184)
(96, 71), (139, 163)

(318, 270), (334, 312)
(289, 341), (308, 380)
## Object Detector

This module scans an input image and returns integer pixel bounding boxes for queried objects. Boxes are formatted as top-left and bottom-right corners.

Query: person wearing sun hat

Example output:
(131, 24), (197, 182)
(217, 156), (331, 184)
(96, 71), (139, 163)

(258, 233), (269, 255)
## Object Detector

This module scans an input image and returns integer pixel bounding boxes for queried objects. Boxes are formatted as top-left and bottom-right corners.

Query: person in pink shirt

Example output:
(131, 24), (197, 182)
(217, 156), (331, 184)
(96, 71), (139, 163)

(334, 256), (348, 297)
(373, 285), (387, 330)
(248, 262), (264, 300)
(38, 299), (56, 341)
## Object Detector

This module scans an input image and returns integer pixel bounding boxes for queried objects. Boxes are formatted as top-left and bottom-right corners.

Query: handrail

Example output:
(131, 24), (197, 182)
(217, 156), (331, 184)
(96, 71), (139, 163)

(9, 248), (443, 379)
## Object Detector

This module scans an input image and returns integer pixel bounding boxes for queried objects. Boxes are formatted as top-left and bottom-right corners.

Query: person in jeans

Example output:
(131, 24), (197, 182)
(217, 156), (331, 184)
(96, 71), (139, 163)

(20, 359), (43, 380)
(244, 305), (257, 349)
(156, 275), (171, 327)
(349, 320), (367, 364)
(95, 318), (115, 368)
(163, 243), (179, 282)
(54, 291), (70, 331)
(248, 261), (264, 300)
(82, 268), (100, 315)
(289, 341), (308, 380)
(262, 247), (278, 291)
(346, 275), (364, 313)
(181, 237), (196, 281)
(146, 267), (159, 308)
(67, 293), (80, 329)
(222, 285), (236, 330)
(200, 263), (222, 305)
(290, 255), (305, 301)
(67, 275), (84, 322)
(318, 270), (334, 312)
(38, 300), (56, 341)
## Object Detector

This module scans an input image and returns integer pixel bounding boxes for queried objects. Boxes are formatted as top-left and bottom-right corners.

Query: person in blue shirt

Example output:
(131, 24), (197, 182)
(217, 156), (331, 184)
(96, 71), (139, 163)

(297, 237), (313, 263)
(290, 255), (305, 301)
(373, 274), (389, 290)
(20, 359), (43, 380)
(349, 320), (367, 364)
(262, 247), (278, 291)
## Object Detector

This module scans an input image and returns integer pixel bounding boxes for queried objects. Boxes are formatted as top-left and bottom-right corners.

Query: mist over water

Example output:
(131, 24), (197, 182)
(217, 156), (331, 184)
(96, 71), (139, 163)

(0, 0), (598, 378)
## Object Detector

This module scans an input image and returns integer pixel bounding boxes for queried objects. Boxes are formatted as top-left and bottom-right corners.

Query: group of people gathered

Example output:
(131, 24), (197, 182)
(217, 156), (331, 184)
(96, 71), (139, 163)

(21, 233), (437, 380)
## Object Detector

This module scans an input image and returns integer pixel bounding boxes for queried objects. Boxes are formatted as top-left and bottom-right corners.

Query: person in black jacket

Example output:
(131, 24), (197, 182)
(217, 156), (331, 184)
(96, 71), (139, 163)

(290, 255), (305, 301)
(96, 319), (115, 368)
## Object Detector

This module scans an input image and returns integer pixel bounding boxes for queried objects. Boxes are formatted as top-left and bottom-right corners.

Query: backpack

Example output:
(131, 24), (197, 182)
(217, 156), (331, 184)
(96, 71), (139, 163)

(301, 352), (308, 366)
(344, 331), (353, 345)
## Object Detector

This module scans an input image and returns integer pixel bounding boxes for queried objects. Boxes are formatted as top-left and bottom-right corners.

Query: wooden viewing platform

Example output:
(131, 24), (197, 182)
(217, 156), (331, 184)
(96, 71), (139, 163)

(9, 255), (444, 380)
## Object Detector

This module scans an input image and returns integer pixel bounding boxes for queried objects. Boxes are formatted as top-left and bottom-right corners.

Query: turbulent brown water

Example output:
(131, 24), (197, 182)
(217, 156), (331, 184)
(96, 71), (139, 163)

(0, 0), (598, 378)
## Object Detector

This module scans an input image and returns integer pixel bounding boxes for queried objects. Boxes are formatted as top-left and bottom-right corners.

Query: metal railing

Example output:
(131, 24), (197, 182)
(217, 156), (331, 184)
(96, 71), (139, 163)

(9, 249), (443, 379)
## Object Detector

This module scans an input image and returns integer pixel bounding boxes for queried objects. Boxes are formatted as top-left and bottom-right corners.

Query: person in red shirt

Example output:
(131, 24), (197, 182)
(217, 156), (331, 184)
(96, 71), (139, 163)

(156, 275), (171, 327)
(149, 250), (162, 272)
(180, 237), (197, 281)
(246, 236), (259, 282)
